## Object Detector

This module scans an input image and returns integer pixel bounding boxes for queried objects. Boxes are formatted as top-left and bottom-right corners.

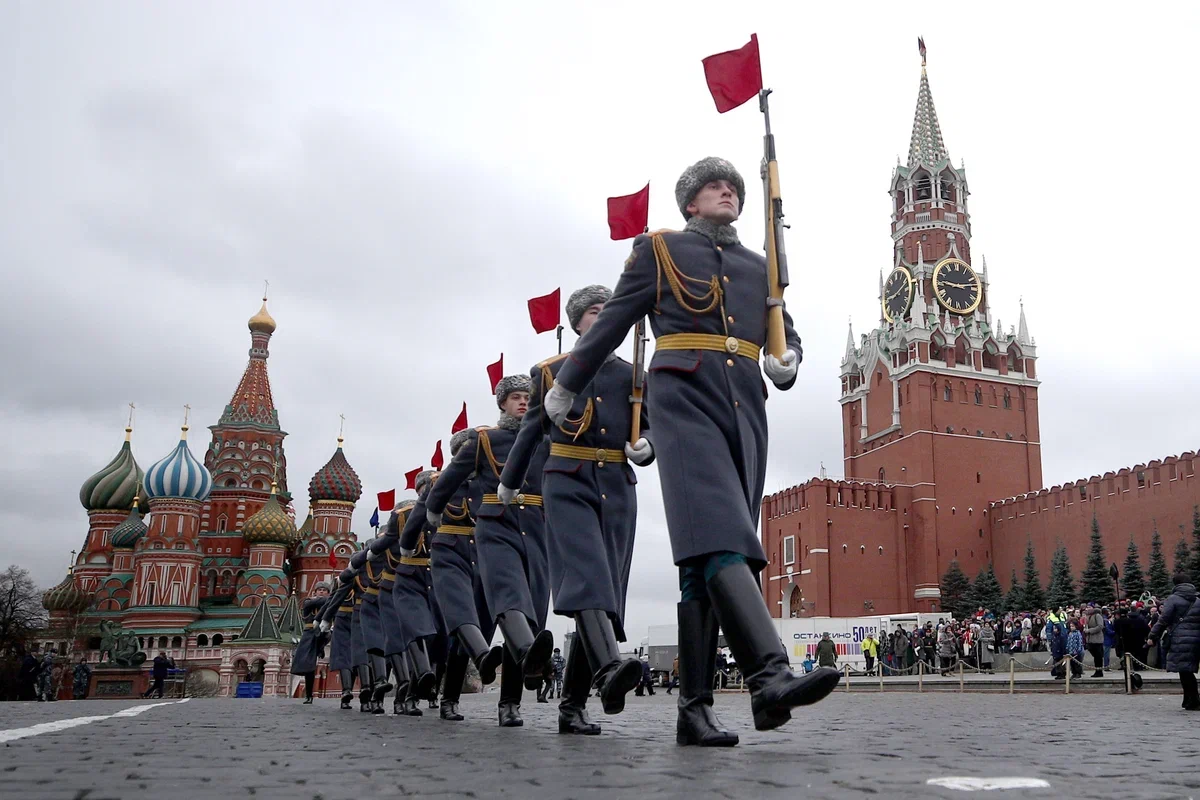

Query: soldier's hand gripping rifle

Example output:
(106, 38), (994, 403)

(629, 317), (648, 444)
(759, 89), (790, 359)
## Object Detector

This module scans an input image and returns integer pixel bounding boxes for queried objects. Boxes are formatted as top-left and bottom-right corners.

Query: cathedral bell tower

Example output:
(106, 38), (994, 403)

(838, 44), (1043, 611)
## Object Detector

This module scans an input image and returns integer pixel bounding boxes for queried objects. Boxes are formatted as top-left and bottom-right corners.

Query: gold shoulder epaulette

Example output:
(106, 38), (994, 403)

(536, 353), (570, 369)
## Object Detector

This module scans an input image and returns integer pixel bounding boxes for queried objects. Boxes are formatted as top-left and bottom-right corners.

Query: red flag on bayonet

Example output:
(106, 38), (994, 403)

(450, 403), (468, 434)
(431, 440), (444, 470)
(327, 545), (338, 568)
(404, 468), (422, 491)
(486, 356), (504, 393)
(527, 288), (561, 334)
(701, 34), (762, 113)
(607, 184), (650, 240)
(376, 489), (396, 514)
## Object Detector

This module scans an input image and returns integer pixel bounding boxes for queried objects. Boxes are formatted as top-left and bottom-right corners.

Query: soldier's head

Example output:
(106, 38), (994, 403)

(676, 157), (745, 224)
(495, 374), (532, 419)
(392, 499), (417, 522)
(566, 285), (612, 335)
(311, 581), (332, 599)
(414, 471), (437, 499)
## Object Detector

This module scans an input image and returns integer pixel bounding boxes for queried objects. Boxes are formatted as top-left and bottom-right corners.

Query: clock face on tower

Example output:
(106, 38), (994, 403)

(932, 258), (982, 315)
(882, 266), (914, 323)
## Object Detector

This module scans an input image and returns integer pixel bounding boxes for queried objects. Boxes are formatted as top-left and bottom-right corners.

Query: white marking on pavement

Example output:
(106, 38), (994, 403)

(0, 698), (189, 743)
(928, 777), (1052, 792)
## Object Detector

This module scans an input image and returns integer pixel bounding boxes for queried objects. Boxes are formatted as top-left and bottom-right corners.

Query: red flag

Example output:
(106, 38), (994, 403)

(450, 403), (468, 434)
(376, 489), (396, 514)
(404, 468), (422, 491)
(701, 34), (762, 113)
(431, 440), (444, 470)
(327, 546), (338, 568)
(607, 184), (650, 240)
(486, 356), (504, 393)
(527, 288), (561, 334)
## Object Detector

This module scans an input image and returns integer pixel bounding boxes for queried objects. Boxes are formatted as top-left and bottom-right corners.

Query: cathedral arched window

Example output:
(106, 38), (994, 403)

(171, 636), (183, 649)
(212, 634), (224, 646)
(1007, 348), (1023, 374)
(914, 172), (932, 201)
(216, 516), (227, 533)
(878, 468), (886, 483)
(197, 634), (208, 646)
(1003, 390), (1011, 409)
(974, 386), (983, 405)
(944, 383), (952, 402)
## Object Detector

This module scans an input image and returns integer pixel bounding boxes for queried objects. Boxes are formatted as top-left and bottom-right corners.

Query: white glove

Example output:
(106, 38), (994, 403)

(425, 509), (440, 528)
(400, 546), (416, 558)
(624, 437), (653, 466)
(544, 382), (575, 426)
(319, 620), (331, 634)
(497, 483), (518, 505)
(763, 349), (799, 386)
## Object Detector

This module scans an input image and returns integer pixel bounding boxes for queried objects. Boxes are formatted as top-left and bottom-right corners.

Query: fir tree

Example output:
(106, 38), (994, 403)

(1173, 535), (1190, 582)
(1120, 535), (1145, 599)
(1045, 545), (1076, 609)
(940, 560), (971, 618)
(1004, 569), (1023, 614)
(1080, 518), (1115, 605)
(1188, 506), (1200, 584)
(971, 563), (1004, 614)
(1021, 539), (1046, 610)
(1147, 530), (1172, 600)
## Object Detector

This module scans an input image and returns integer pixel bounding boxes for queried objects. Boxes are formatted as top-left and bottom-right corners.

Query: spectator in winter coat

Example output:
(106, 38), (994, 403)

(937, 627), (956, 675)
(1103, 611), (1116, 668)
(979, 624), (996, 673)
(815, 633), (837, 668)
(1148, 576), (1199, 710)
(861, 634), (878, 676)
(1084, 604), (1106, 677)
(1066, 622), (1085, 679)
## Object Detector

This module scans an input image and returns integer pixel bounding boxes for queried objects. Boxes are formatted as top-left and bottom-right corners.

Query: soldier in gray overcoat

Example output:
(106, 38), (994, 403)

(320, 569), (358, 709)
(424, 376), (553, 728)
(290, 581), (331, 703)
(372, 510), (416, 716)
(350, 548), (391, 714)
(545, 157), (841, 745)
(500, 285), (652, 735)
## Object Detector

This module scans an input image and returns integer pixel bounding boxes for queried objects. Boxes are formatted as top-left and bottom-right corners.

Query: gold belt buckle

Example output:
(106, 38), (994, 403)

(724, 336), (739, 354)
(595, 448), (607, 463)
(514, 493), (526, 506)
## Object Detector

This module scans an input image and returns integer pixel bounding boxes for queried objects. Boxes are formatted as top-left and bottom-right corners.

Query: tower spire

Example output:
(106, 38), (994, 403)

(844, 318), (856, 361)
(907, 40), (948, 169)
(1017, 299), (1032, 345)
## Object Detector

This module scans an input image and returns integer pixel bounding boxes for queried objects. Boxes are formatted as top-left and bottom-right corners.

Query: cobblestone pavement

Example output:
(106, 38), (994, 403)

(1, 690), (1196, 800)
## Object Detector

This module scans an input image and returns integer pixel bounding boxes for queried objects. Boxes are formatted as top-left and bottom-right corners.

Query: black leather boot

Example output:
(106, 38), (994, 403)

(558, 638), (600, 735)
(675, 600), (738, 747)
(358, 662), (374, 712)
(456, 624), (503, 685)
(388, 654), (411, 715)
(429, 657), (444, 708)
(370, 655), (393, 710)
(497, 611), (553, 682)
(497, 647), (524, 727)
(707, 563), (840, 731)
(403, 695), (423, 716)
(339, 668), (355, 709)
(575, 609), (641, 715)
(439, 646), (468, 720)
(393, 680), (409, 715)
(407, 640), (437, 701)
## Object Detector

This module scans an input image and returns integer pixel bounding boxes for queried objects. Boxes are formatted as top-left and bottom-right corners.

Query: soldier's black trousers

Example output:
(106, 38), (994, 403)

(679, 552), (748, 601)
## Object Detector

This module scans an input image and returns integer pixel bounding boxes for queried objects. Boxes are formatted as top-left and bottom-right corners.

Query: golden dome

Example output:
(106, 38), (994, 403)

(248, 299), (276, 334)
(242, 483), (297, 546)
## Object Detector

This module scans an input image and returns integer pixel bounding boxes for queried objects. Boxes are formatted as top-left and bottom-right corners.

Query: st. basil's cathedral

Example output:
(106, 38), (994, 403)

(41, 299), (364, 697)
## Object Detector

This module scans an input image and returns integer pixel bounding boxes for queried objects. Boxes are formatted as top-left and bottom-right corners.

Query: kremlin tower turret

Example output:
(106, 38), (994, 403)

(234, 482), (297, 607)
(76, 421), (147, 594)
(127, 416), (213, 629)
(294, 435), (362, 594)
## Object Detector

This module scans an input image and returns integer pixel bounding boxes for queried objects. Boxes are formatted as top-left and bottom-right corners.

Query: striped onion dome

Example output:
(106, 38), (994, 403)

(80, 428), (148, 512)
(308, 438), (362, 503)
(109, 502), (148, 548)
(242, 484), (298, 546)
(143, 426), (213, 501)
(43, 569), (91, 613)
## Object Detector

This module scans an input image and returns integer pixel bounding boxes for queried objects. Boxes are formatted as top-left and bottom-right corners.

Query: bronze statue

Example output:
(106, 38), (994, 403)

(98, 621), (146, 667)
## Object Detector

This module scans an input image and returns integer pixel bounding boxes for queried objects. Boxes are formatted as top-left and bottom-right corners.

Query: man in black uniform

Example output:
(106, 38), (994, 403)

(291, 581), (331, 703)
(544, 158), (841, 745)
(500, 284), (651, 735)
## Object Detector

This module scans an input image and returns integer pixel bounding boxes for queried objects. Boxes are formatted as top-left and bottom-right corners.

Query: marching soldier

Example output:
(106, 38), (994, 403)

(320, 569), (358, 709)
(543, 158), (841, 745)
(500, 284), (651, 735)
(350, 548), (392, 714)
(291, 581), (332, 704)
(424, 375), (553, 728)
(374, 503), (416, 715)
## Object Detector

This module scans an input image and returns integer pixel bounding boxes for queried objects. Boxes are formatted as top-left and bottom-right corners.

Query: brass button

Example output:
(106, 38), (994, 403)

(726, 358), (734, 367)
(514, 493), (525, 505)
(521, 531), (526, 536)
(723, 276), (730, 284)
(600, 427), (607, 435)
(735, 400), (740, 407)
(724, 336), (739, 354)
(601, 494), (607, 500)
(716, 245), (723, 251)
(596, 396), (603, 403)
(727, 315), (735, 323)
(596, 449), (607, 463)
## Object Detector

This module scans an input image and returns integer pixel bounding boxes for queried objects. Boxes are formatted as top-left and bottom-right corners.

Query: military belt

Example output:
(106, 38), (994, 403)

(338, 605), (353, 613)
(364, 587), (379, 595)
(482, 492), (543, 507)
(437, 524), (475, 535)
(400, 556), (431, 566)
(655, 333), (760, 360)
(304, 623), (314, 630)
(380, 570), (395, 581)
(549, 442), (627, 464)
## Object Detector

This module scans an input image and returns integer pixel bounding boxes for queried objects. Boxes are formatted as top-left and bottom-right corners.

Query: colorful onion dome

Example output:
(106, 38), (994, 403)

(42, 569), (91, 613)
(308, 437), (363, 503)
(248, 298), (276, 334)
(80, 427), (148, 512)
(109, 500), (148, 548)
(242, 483), (298, 546)
(144, 426), (213, 501)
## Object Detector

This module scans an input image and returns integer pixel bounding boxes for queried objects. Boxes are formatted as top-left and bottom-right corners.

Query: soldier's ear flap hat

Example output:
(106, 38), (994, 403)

(414, 470), (437, 497)
(393, 499), (417, 514)
(566, 285), (612, 333)
(312, 580), (332, 593)
(449, 427), (474, 457)
(675, 156), (746, 219)
(494, 374), (532, 408)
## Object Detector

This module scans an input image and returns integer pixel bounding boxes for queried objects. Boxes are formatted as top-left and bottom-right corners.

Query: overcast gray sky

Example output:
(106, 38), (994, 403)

(2, 2), (1197, 644)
